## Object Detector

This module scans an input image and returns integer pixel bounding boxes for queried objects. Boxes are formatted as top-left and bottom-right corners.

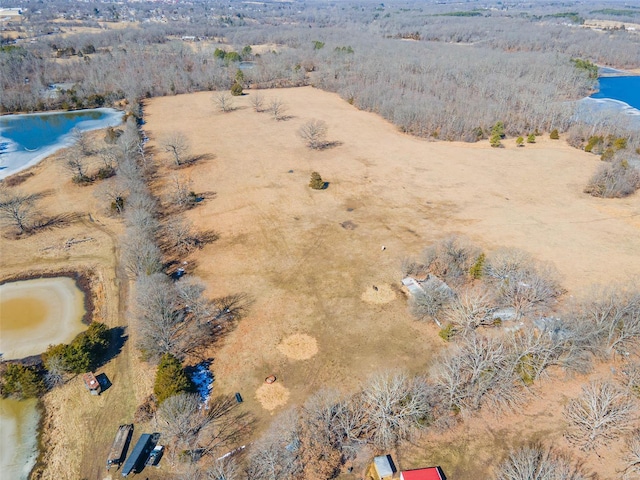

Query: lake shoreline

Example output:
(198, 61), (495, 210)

(0, 107), (124, 180)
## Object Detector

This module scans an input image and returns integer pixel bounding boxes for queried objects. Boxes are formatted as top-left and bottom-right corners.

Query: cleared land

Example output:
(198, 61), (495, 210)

(142, 86), (640, 478)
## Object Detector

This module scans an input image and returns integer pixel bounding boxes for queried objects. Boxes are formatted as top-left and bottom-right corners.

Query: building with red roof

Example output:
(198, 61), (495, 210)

(400, 466), (446, 480)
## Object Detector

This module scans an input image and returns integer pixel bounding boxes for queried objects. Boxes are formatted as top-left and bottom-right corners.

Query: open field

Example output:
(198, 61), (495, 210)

(142, 87), (640, 477)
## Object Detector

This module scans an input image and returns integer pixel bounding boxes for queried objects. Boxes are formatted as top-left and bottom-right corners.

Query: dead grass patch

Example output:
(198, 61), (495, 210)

(277, 333), (319, 360)
(361, 284), (397, 305)
(256, 382), (290, 412)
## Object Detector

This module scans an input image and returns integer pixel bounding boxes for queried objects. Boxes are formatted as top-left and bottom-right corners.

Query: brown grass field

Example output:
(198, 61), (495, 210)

(141, 86), (640, 478)
(2, 85), (639, 479)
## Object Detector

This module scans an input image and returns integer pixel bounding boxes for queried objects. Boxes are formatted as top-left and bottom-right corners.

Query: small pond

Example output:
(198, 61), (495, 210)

(0, 277), (87, 360)
(0, 107), (123, 179)
(0, 398), (40, 480)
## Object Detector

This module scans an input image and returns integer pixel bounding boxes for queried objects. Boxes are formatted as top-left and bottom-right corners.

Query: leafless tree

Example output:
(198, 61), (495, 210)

(157, 393), (240, 462)
(409, 275), (455, 326)
(567, 285), (640, 358)
(246, 409), (302, 480)
(162, 132), (191, 167)
(486, 249), (563, 318)
(162, 217), (209, 256)
(70, 127), (94, 157)
(204, 457), (240, 480)
(360, 372), (431, 449)
(43, 354), (68, 389)
(584, 160), (640, 198)
(214, 92), (235, 113)
(62, 143), (91, 182)
(421, 235), (481, 286)
(564, 380), (636, 451)
(250, 92), (265, 112)
(168, 174), (197, 210)
(622, 430), (640, 480)
(0, 186), (41, 234)
(298, 390), (346, 479)
(122, 228), (163, 277)
(298, 119), (328, 149)
(269, 98), (288, 121)
(434, 333), (523, 415)
(445, 285), (497, 332)
(494, 443), (592, 480)
(94, 177), (128, 214)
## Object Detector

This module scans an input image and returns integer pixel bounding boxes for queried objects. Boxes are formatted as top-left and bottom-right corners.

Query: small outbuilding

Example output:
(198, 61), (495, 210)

(400, 466), (446, 480)
(374, 454), (397, 479)
(82, 372), (101, 395)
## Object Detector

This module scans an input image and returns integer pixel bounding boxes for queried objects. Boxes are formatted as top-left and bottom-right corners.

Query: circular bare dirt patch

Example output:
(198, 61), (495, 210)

(361, 284), (396, 304)
(255, 383), (290, 411)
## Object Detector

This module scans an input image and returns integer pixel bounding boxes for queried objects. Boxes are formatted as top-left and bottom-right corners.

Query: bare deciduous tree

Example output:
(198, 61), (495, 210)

(446, 285), (497, 332)
(434, 333), (524, 414)
(122, 228), (163, 277)
(494, 443), (592, 480)
(168, 174), (197, 210)
(157, 393), (241, 463)
(568, 286), (640, 358)
(162, 217), (211, 256)
(409, 276), (455, 326)
(62, 143), (91, 182)
(0, 186), (41, 234)
(485, 249), (563, 318)
(246, 409), (302, 480)
(214, 92), (235, 113)
(269, 98), (288, 121)
(298, 119), (328, 149)
(422, 235), (481, 286)
(623, 430), (640, 480)
(360, 372), (431, 449)
(564, 380), (636, 451)
(162, 133), (191, 167)
(250, 92), (265, 112)
(94, 177), (128, 214)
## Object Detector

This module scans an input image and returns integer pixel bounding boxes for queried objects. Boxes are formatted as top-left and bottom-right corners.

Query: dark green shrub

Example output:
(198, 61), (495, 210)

(231, 82), (243, 96)
(154, 354), (194, 404)
(550, 129), (559, 140)
(585, 136), (603, 153)
(600, 148), (615, 161)
(469, 253), (486, 279)
(491, 121), (505, 138)
(490, 133), (502, 148)
(309, 172), (325, 190)
(1, 364), (46, 399)
(438, 324), (456, 342)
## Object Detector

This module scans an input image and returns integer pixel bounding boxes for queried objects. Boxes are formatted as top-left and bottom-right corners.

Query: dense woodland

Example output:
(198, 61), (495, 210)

(2, 0), (640, 142)
(2, 1), (640, 479)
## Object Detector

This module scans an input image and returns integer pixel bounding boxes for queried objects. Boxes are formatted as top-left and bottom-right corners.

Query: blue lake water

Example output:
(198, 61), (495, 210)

(591, 76), (640, 110)
(579, 75), (640, 131)
(0, 108), (123, 179)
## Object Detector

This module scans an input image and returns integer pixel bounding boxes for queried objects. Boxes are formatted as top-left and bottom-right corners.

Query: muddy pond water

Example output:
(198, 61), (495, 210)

(0, 276), (87, 478)
(0, 277), (87, 360)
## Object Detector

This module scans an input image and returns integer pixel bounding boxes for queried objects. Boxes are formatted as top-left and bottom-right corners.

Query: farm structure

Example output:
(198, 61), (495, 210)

(400, 467), (446, 480)
(82, 372), (101, 395)
(121, 433), (153, 477)
(106, 424), (133, 470)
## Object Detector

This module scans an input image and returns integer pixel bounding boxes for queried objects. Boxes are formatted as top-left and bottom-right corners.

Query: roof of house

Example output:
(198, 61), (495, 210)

(401, 467), (444, 480)
(374, 455), (396, 478)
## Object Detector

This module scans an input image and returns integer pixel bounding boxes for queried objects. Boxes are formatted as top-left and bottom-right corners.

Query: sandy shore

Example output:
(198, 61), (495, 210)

(0, 277), (87, 359)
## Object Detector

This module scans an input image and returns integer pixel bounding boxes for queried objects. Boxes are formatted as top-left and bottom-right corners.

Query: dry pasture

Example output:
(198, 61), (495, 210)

(143, 86), (640, 478)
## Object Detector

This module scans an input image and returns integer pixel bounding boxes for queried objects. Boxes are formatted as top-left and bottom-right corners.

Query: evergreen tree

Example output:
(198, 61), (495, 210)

(154, 353), (194, 404)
